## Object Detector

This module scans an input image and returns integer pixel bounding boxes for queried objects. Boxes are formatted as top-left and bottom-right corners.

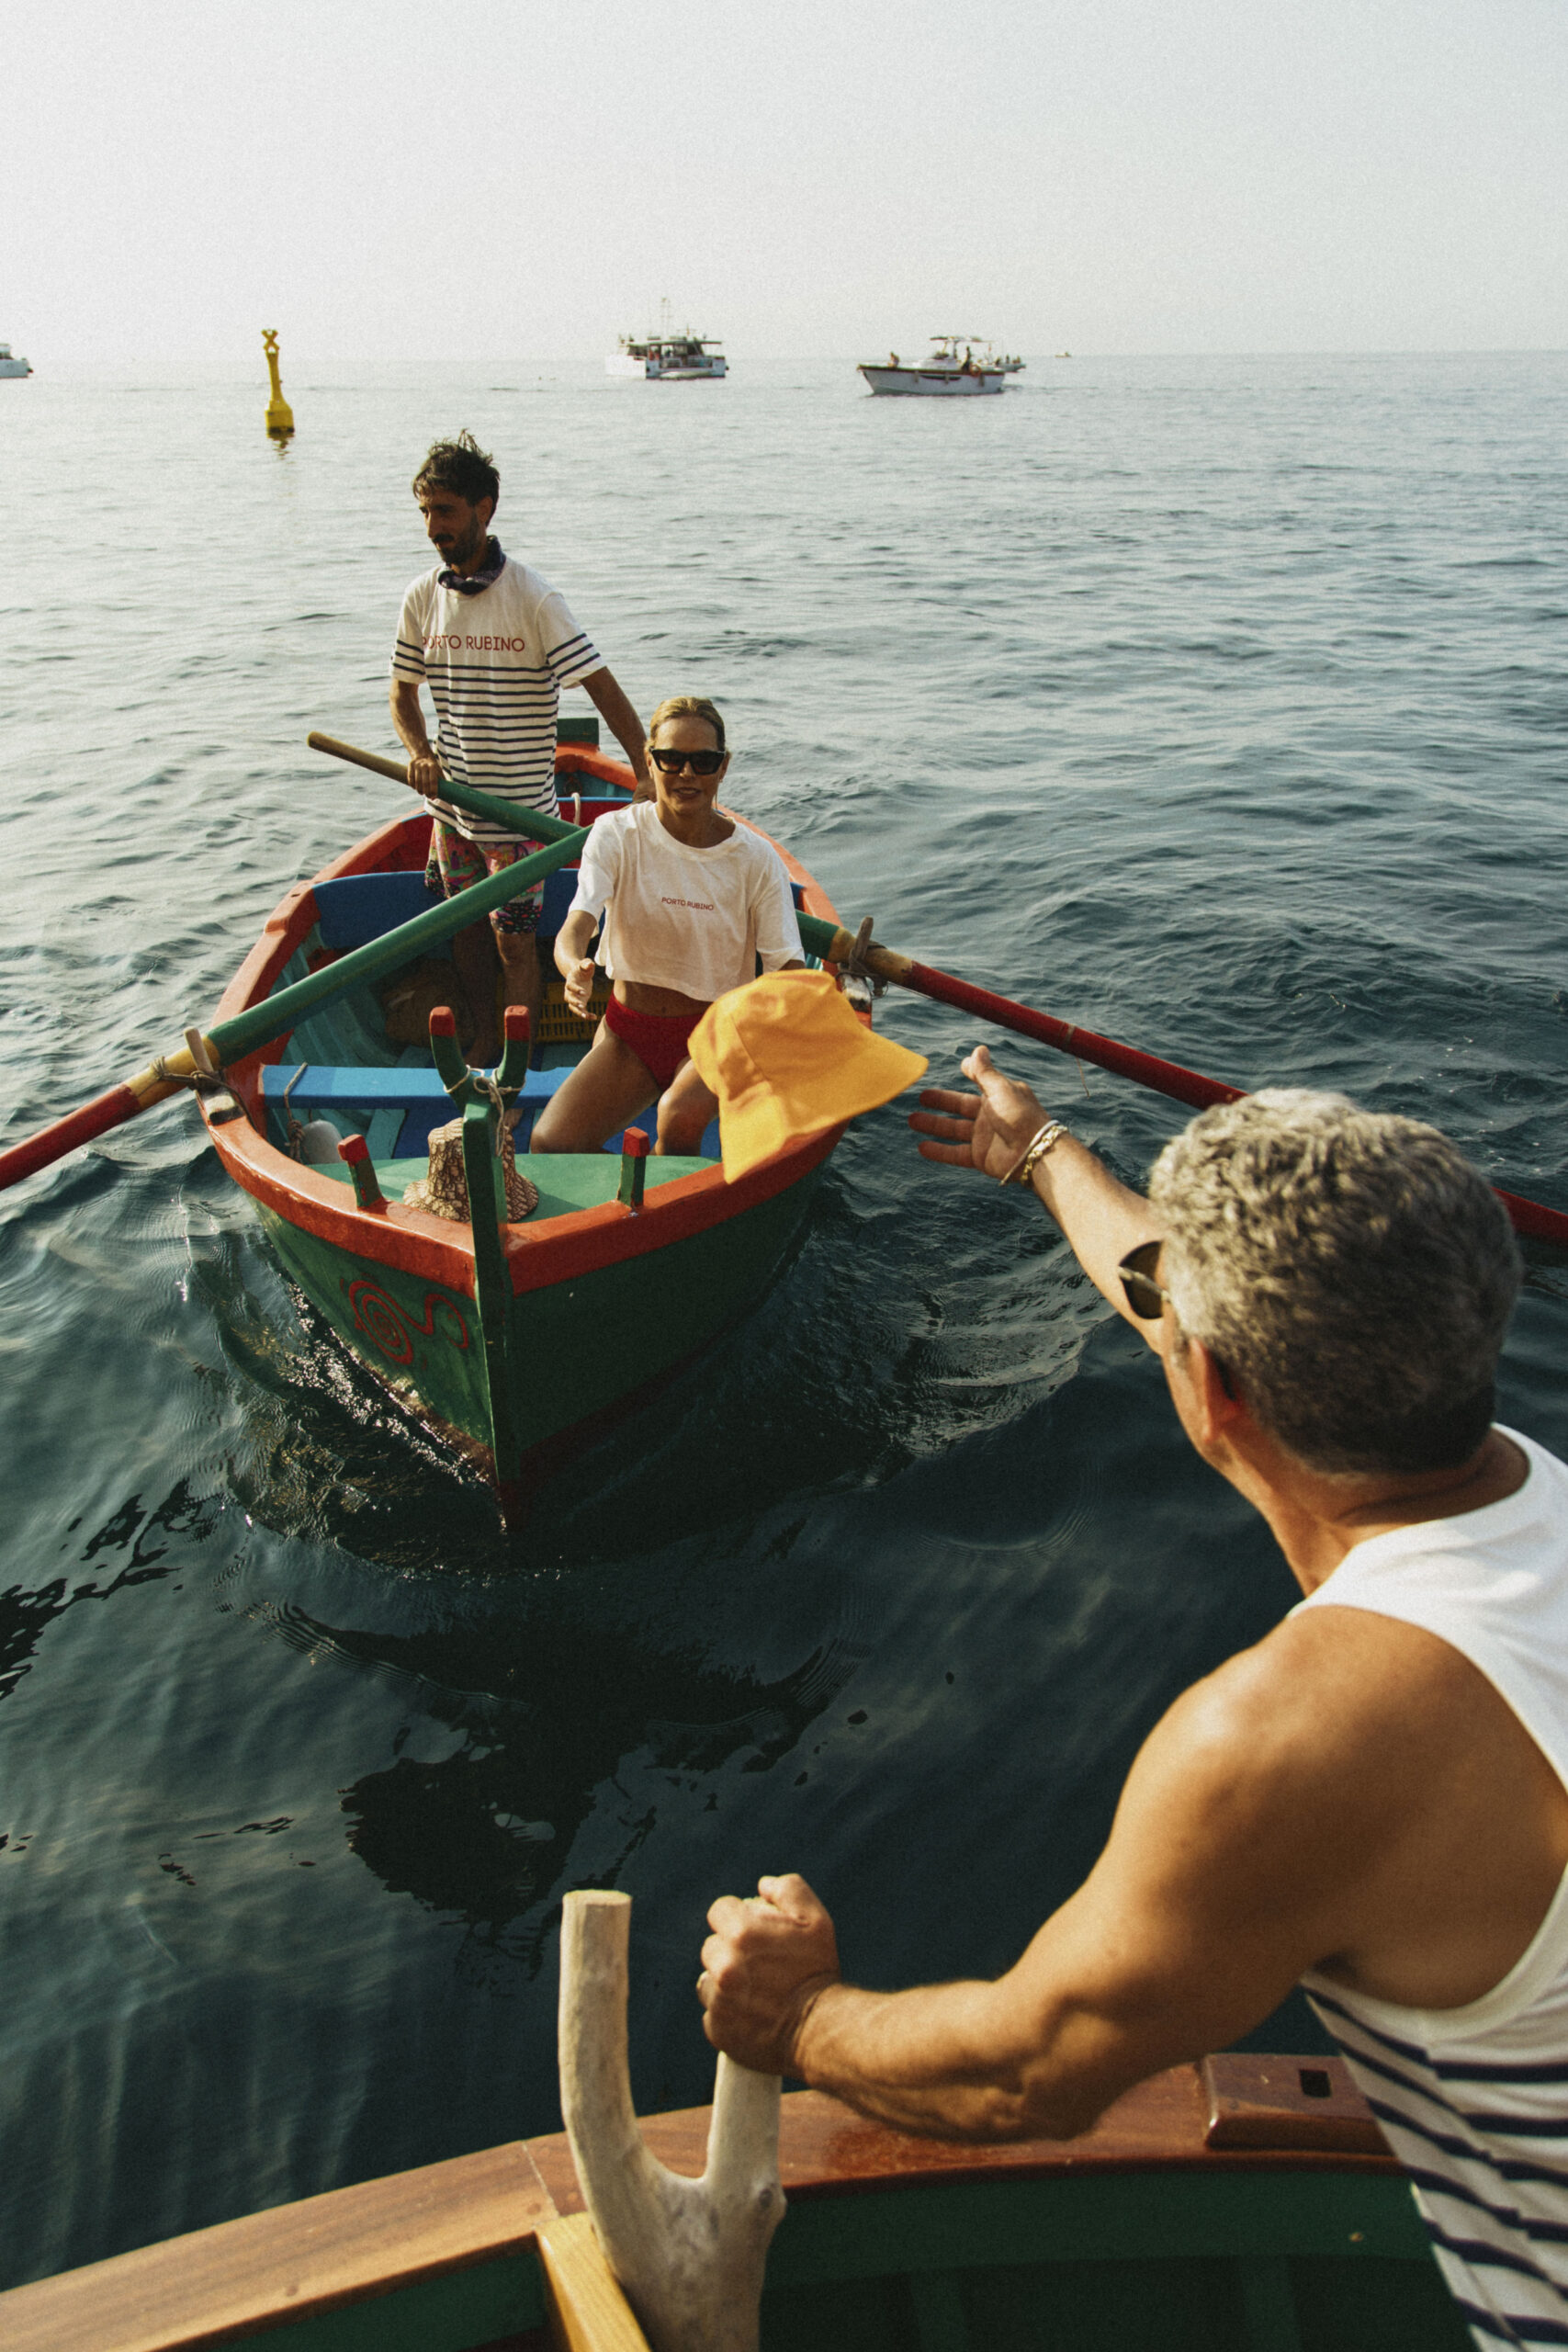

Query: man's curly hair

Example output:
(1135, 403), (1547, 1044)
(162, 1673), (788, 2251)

(1150, 1090), (1520, 1476)
(412, 429), (499, 509)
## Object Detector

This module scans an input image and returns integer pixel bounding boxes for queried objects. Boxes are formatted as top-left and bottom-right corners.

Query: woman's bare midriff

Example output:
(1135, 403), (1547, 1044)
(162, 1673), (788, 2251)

(615, 978), (711, 1018)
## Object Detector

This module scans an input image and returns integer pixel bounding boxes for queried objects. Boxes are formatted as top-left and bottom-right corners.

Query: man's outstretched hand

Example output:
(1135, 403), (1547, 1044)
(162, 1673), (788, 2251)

(908, 1046), (1055, 1184)
(699, 1873), (842, 2075)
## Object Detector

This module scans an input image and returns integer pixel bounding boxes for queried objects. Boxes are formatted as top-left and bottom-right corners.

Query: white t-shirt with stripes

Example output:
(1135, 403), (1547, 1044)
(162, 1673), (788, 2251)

(390, 555), (604, 842)
(1294, 1428), (1568, 2348)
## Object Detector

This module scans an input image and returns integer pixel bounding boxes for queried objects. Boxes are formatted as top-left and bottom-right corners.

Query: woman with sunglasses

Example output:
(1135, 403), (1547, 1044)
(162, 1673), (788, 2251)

(530, 696), (805, 1156)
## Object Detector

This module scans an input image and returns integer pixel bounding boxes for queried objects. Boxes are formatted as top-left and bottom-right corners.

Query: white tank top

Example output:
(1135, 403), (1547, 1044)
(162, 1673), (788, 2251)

(1293, 1427), (1568, 2347)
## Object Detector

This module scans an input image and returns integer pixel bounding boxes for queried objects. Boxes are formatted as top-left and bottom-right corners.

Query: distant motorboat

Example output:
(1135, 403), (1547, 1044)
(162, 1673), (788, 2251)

(0, 343), (32, 379)
(607, 321), (727, 380)
(858, 334), (1010, 397)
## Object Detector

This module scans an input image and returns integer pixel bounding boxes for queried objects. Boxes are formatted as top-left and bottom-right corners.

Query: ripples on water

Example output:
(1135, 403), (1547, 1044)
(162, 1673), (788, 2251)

(2, 354), (1566, 2284)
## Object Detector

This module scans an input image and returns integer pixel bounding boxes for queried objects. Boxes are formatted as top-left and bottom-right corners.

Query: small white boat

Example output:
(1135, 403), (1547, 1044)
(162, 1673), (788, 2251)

(858, 334), (1008, 397)
(606, 311), (727, 380)
(0, 342), (32, 379)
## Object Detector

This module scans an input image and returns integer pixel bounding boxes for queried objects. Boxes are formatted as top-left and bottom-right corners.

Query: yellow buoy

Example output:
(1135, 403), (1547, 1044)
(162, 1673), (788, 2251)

(262, 329), (295, 439)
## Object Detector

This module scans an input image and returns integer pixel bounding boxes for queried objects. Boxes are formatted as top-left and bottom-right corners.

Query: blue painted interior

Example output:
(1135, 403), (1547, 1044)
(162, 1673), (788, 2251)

(294, 836), (751, 1164)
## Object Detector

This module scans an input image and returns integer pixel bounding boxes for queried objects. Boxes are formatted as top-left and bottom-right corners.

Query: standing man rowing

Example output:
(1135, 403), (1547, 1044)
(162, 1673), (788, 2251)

(389, 431), (649, 1062)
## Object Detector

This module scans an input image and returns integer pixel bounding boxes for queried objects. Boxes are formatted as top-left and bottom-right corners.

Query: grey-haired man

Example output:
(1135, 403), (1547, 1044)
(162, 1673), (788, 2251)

(701, 1051), (1568, 2348)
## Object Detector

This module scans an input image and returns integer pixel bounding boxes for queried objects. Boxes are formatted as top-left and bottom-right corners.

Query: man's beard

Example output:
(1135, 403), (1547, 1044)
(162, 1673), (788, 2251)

(443, 519), (486, 568)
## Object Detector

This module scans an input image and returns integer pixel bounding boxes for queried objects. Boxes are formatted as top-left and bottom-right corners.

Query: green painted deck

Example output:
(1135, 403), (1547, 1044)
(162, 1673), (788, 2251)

(311, 1150), (713, 1219)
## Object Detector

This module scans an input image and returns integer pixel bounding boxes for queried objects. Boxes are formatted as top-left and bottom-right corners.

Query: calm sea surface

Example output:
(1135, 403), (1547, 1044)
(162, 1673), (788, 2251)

(2, 352), (1566, 2287)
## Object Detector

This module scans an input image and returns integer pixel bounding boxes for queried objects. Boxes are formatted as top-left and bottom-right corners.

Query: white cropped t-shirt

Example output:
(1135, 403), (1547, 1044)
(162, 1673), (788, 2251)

(568, 802), (803, 1000)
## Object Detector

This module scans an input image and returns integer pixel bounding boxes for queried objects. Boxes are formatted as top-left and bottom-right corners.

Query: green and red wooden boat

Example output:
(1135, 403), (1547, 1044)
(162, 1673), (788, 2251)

(0, 2053), (1468, 2350)
(197, 732), (848, 1525)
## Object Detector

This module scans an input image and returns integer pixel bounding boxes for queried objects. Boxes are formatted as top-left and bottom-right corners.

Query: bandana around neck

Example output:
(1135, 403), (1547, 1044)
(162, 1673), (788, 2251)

(439, 537), (505, 595)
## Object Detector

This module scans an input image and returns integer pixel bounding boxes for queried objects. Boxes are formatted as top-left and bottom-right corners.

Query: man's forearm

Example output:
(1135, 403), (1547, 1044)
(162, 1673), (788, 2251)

(389, 681), (434, 761)
(1028, 1134), (1160, 1322)
(791, 1978), (1111, 2144)
(581, 667), (650, 790)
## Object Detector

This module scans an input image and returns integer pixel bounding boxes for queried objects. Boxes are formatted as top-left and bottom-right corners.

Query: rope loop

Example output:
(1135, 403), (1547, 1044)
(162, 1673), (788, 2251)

(469, 1071), (513, 1149)
(841, 913), (886, 1011)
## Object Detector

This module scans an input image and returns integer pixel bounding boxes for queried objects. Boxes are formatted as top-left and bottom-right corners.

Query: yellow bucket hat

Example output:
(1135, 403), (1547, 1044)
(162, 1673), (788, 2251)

(688, 969), (928, 1183)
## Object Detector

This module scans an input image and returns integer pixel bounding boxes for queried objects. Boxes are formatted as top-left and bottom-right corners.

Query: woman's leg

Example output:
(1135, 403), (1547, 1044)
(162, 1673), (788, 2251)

(656, 1058), (719, 1155)
(530, 1023), (656, 1154)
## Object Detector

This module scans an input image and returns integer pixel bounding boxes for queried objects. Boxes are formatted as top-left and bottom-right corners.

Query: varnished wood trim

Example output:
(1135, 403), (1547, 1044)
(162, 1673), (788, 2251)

(536, 2214), (651, 2352)
(529, 2069), (1398, 2217)
(0, 2142), (555, 2352)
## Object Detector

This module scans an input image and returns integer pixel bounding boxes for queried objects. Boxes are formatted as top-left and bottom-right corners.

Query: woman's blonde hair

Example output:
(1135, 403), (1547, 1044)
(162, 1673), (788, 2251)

(647, 695), (726, 755)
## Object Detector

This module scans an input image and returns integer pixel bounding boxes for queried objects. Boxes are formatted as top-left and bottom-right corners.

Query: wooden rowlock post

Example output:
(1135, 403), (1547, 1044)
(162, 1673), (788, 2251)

(558, 1890), (786, 2352)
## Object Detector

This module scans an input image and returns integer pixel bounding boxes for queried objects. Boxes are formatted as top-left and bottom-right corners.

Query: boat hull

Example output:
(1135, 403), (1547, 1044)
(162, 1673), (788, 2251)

(253, 1135), (830, 1503)
(605, 356), (728, 379)
(859, 364), (1005, 397)
(202, 749), (845, 1519)
(0, 2062), (1471, 2350)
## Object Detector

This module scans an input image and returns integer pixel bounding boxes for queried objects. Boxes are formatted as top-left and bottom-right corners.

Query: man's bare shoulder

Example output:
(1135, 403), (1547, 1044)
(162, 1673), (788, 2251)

(1175, 1609), (1485, 1740)
(1134, 1604), (1490, 1828)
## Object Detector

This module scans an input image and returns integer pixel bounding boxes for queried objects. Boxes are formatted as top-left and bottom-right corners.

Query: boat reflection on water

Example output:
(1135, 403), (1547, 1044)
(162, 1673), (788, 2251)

(331, 1603), (855, 1985)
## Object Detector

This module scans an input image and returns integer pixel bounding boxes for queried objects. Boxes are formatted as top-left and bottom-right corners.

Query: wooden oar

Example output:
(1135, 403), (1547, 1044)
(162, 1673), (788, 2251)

(0, 745), (596, 1193)
(305, 730), (591, 844)
(797, 914), (1568, 1249)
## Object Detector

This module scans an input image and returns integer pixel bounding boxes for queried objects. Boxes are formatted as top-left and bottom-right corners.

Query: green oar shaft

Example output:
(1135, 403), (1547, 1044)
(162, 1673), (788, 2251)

(209, 825), (588, 1065)
(305, 730), (590, 848)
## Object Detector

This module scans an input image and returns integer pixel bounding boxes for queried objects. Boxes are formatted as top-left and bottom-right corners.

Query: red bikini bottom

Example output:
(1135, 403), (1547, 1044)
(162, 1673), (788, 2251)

(604, 994), (701, 1089)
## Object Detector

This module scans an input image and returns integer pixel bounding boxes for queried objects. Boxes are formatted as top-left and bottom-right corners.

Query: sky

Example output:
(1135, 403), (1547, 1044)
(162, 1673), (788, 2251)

(3, 0), (1565, 365)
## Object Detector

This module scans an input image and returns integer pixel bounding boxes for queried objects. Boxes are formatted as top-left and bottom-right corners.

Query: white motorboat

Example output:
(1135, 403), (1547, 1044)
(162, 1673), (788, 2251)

(606, 306), (727, 380)
(858, 334), (1009, 396)
(0, 343), (32, 379)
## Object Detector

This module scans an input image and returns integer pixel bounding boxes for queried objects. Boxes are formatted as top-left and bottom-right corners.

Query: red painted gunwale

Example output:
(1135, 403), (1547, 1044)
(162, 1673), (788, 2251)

(203, 752), (852, 1306)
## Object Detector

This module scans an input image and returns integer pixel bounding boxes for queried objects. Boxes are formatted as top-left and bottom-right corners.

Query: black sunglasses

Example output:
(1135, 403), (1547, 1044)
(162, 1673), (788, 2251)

(1118, 1239), (1172, 1322)
(650, 746), (724, 776)
(1118, 1239), (1237, 1398)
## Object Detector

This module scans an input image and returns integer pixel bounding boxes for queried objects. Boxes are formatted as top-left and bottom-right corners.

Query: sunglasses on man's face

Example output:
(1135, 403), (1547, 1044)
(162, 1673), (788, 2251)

(1118, 1239), (1238, 1397)
(650, 746), (725, 776)
(1117, 1239), (1172, 1322)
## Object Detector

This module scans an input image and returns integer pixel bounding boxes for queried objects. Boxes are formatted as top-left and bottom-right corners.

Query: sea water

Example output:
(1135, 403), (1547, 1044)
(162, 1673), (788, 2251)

(1, 352), (1566, 2286)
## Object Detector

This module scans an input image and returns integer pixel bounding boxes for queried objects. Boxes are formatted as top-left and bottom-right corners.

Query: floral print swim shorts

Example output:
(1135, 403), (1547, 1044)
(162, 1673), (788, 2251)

(424, 821), (547, 936)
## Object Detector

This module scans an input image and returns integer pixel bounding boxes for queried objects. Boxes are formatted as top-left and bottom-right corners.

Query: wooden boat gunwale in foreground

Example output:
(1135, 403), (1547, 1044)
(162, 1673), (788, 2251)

(0, 2055), (1468, 2350)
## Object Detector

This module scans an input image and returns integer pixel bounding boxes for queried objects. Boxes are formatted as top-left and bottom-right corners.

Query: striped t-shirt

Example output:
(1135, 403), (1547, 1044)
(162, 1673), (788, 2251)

(1294, 1429), (1568, 2348)
(390, 552), (603, 842)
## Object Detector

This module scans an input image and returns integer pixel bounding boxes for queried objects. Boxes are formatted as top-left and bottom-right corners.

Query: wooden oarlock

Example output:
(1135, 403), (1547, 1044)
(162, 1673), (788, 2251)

(558, 1891), (785, 2352)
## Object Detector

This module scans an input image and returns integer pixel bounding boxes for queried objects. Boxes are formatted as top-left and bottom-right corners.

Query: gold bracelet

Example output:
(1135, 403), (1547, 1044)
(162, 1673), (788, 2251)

(1003, 1120), (1067, 1186)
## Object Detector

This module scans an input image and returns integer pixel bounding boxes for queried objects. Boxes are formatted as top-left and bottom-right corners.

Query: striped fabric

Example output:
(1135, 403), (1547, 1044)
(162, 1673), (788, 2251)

(1307, 1968), (1568, 2346)
(391, 553), (603, 842)
(1293, 1428), (1568, 2347)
